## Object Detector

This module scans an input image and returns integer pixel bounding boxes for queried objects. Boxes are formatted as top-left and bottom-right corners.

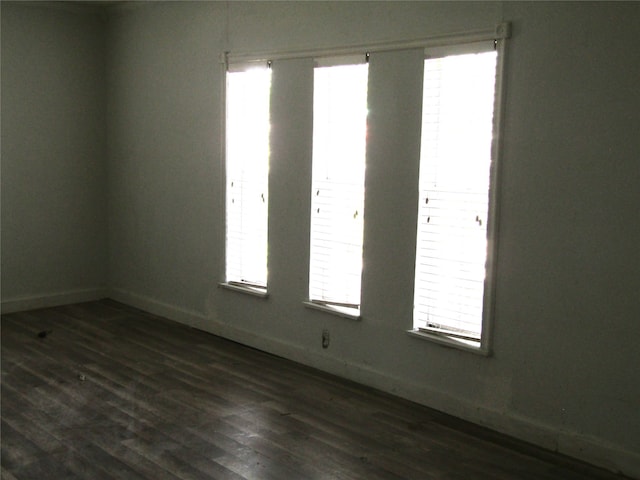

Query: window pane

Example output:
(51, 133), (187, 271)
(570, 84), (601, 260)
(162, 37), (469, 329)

(414, 50), (497, 341)
(226, 68), (271, 287)
(309, 63), (368, 308)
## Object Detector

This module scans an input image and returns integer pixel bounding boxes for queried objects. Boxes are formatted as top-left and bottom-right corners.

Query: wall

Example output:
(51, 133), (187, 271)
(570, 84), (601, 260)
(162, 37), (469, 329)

(106, 2), (640, 476)
(1, 1), (638, 476)
(105, 1), (224, 312)
(1, 3), (108, 311)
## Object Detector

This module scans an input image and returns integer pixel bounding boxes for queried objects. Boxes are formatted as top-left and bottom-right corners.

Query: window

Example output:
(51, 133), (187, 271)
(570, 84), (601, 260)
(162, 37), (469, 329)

(307, 57), (369, 317)
(224, 64), (272, 293)
(413, 42), (500, 349)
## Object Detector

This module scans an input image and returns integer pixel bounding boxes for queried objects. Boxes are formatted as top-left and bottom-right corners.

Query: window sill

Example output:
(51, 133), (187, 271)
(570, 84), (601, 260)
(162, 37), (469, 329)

(304, 301), (361, 321)
(219, 282), (269, 299)
(406, 329), (490, 356)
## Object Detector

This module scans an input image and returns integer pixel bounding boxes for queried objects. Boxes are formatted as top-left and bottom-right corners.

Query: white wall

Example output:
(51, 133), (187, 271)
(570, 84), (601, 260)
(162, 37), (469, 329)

(1, 3), (108, 311)
(105, 3), (640, 476)
(2, 1), (638, 476)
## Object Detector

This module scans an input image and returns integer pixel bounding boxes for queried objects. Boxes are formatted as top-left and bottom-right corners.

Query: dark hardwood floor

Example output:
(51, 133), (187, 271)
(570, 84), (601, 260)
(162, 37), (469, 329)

(1, 300), (629, 480)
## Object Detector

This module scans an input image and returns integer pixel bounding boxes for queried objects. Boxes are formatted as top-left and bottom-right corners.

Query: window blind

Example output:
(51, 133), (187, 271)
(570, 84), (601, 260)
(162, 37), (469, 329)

(225, 66), (272, 288)
(309, 61), (368, 309)
(414, 49), (498, 341)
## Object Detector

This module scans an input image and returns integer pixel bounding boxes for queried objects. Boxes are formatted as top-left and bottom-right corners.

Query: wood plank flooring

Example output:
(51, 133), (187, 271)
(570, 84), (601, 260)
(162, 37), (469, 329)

(1, 300), (629, 479)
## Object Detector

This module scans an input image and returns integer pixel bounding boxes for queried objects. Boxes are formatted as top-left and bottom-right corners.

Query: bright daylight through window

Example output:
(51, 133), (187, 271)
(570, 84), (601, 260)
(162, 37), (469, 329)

(225, 65), (272, 292)
(413, 45), (498, 347)
(308, 59), (368, 316)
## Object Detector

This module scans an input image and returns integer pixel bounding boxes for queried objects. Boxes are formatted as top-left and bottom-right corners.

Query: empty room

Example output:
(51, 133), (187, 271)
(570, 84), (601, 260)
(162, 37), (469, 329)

(1, 1), (639, 479)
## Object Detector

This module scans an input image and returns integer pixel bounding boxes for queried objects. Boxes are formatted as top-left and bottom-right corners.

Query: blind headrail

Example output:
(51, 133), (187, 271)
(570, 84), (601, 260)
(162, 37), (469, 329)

(224, 23), (511, 65)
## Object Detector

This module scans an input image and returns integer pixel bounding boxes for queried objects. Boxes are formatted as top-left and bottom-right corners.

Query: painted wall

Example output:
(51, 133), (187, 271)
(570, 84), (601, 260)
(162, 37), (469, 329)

(105, 3), (640, 475)
(1, 1), (638, 476)
(1, 3), (108, 311)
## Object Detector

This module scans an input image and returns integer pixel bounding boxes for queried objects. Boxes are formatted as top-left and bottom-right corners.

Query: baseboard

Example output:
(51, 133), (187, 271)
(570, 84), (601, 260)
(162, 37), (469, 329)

(108, 288), (212, 331)
(1, 288), (108, 314)
(107, 288), (640, 479)
(558, 434), (640, 479)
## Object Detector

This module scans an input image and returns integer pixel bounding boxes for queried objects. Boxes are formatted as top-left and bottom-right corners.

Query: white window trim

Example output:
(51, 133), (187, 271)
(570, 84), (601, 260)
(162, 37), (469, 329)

(408, 33), (508, 356)
(406, 328), (489, 356)
(307, 57), (368, 313)
(219, 281), (269, 299)
(220, 24), (510, 333)
(225, 23), (510, 65)
(219, 57), (272, 296)
(303, 301), (361, 321)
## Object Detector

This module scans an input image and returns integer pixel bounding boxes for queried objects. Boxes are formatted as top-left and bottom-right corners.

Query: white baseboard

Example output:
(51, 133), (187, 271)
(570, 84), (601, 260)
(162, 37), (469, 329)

(109, 288), (212, 331)
(107, 288), (640, 479)
(558, 434), (640, 479)
(1, 288), (108, 314)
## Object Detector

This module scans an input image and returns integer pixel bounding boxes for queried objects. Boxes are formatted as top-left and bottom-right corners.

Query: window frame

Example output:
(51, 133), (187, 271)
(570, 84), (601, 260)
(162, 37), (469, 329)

(306, 55), (369, 319)
(219, 59), (273, 299)
(221, 24), (510, 329)
(407, 32), (508, 356)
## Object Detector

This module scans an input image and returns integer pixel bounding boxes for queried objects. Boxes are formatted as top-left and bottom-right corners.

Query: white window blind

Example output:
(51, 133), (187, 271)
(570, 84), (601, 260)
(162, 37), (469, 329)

(309, 60), (368, 310)
(225, 66), (272, 288)
(414, 47), (498, 344)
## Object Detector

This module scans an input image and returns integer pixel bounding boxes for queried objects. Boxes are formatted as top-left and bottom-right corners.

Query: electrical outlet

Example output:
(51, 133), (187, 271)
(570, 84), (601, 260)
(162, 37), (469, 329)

(322, 329), (330, 349)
